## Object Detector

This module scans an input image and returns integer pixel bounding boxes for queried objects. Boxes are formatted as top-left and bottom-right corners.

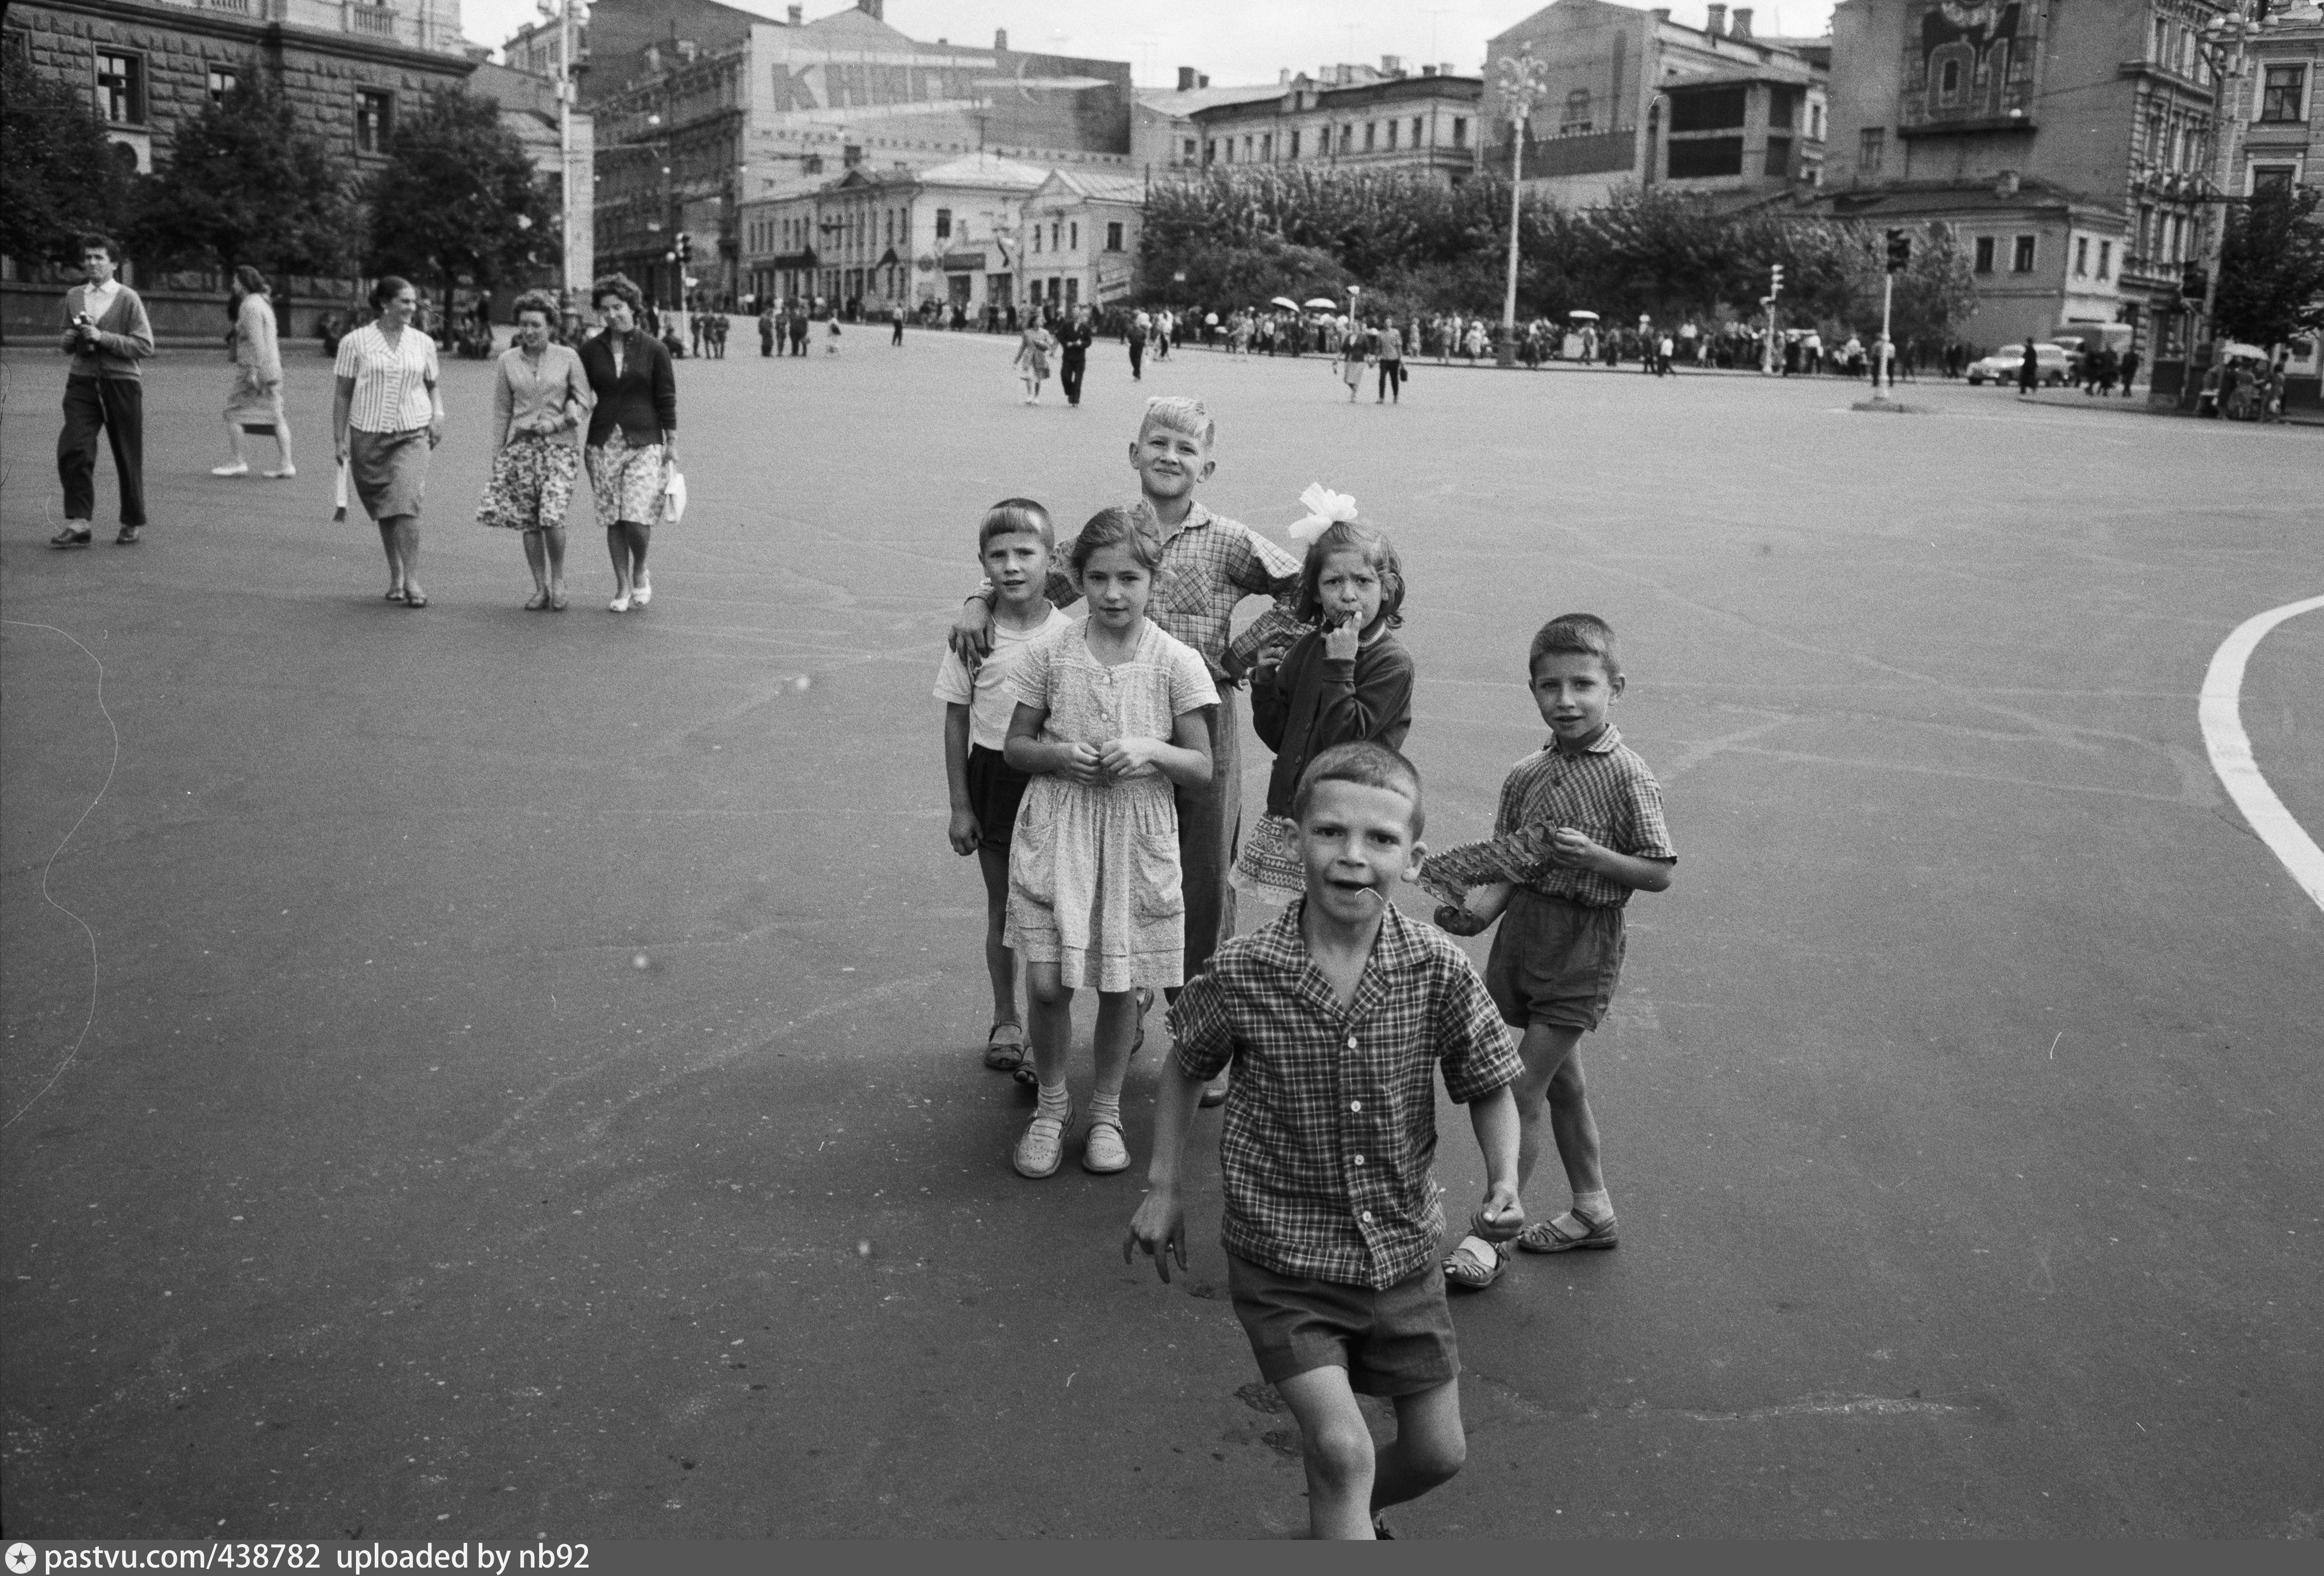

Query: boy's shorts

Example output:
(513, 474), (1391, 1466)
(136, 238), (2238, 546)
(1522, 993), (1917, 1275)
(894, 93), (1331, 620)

(1484, 890), (1627, 1032)
(1226, 1253), (1458, 1398)
(965, 744), (1032, 853)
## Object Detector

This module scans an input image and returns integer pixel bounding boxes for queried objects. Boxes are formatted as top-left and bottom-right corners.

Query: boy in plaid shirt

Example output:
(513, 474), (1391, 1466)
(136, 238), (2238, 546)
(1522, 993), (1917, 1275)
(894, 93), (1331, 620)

(1125, 742), (1524, 1539)
(1429, 614), (1676, 1287)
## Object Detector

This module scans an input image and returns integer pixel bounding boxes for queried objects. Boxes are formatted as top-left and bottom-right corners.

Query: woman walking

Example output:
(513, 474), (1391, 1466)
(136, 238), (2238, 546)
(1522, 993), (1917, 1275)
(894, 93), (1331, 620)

(215, 265), (293, 477)
(577, 274), (678, 613)
(332, 275), (444, 607)
(479, 290), (593, 610)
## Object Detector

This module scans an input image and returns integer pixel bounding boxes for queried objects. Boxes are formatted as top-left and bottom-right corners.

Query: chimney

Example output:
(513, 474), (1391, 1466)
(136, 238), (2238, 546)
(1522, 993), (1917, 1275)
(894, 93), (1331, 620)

(1381, 54), (1402, 76)
(786, 4), (801, 22)
(1421, 63), (1438, 76)
(1706, 4), (1727, 36)
(1279, 67), (1291, 85)
(1994, 169), (2020, 197)
(855, 0), (882, 20)
(1198, 73), (1210, 88)
(1730, 8), (1753, 37)
(1440, 62), (1457, 77)
(994, 28), (1007, 50)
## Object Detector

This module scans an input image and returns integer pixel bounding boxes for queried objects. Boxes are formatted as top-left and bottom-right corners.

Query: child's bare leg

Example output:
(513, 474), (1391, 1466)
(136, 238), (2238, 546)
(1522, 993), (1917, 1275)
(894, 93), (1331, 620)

(976, 846), (1018, 1028)
(1512, 1023), (1596, 1197)
(1091, 990), (1136, 1102)
(1276, 1367), (1379, 1539)
(1370, 1379), (1466, 1515)
(1025, 963), (1074, 1090)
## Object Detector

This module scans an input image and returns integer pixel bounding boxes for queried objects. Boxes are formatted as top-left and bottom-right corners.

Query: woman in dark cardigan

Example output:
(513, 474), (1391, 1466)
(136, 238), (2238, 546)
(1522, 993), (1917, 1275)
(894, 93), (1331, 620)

(578, 274), (679, 612)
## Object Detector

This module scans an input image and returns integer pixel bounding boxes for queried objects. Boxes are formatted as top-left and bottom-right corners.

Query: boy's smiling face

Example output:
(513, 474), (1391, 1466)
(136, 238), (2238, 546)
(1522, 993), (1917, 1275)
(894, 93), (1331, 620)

(1298, 779), (1425, 928)
(1129, 420), (1213, 505)
(1530, 651), (1623, 746)
(980, 529), (1050, 611)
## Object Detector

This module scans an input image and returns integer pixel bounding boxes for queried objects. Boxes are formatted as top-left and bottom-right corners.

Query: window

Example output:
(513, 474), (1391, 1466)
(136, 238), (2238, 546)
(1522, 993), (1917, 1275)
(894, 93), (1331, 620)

(1811, 104), (1824, 141)
(1222, 138), (1233, 163)
(1106, 221), (1123, 252)
(2075, 237), (2089, 276)
(2260, 65), (2307, 123)
(2098, 240), (2111, 278)
(1032, 224), (1041, 253)
(2012, 234), (2036, 273)
(1974, 236), (1996, 274)
(2169, 213), (2186, 261)
(1065, 278), (1078, 307)
(1858, 126), (1885, 178)
(95, 51), (144, 124)
(1340, 124), (1353, 153)
(1290, 130), (1301, 158)
(1069, 222), (1078, 251)
(1385, 121), (1397, 149)
(935, 208), (951, 240)
(1451, 117), (1467, 147)
(208, 66), (238, 103)
(1770, 88), (1794, 129)
(1183, 138), (1197, 163)
(1670, 86), (1747, 131)
(2153, 17), (2169, 64)
(355, 88), (392, 152)
(1411, 115), (1424, 144)
(1051, 221), (1060, 250)
(2252, 164), (2297, 195)
(1203, 139), (1215, 165)
(2137, 205), (2153, 255)
(1364, 122), (1376, 152)
(1243, 135), (1253, 160)
(1668, 138), (1744, 178)
(1940, 58), (1961, 97)
(1765, 137), (1792, 178)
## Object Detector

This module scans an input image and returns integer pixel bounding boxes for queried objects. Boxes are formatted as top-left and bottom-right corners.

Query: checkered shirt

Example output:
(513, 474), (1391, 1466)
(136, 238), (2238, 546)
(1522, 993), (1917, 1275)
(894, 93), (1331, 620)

(1493, 723), (1677, 909)
(1039, 502), (1301, 681)
(1170, 900), (1522, 1289)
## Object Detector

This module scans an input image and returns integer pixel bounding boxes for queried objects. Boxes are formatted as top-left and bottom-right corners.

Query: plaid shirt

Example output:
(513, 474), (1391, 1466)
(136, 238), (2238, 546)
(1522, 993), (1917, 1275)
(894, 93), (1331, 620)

(1171, 900), (1522, 1289)
(1037, 502), (1301, 681)
(1494, 723), (1677, 909)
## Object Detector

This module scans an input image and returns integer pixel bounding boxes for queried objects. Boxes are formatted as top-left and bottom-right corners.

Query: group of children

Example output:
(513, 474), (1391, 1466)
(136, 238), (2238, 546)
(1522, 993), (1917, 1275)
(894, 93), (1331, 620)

(930, 395), (1677, 1538)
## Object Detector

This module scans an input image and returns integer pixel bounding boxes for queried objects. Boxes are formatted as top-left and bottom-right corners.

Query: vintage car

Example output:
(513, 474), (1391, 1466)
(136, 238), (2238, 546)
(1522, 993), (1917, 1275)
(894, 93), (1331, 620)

(1967, 342), (2076, 386)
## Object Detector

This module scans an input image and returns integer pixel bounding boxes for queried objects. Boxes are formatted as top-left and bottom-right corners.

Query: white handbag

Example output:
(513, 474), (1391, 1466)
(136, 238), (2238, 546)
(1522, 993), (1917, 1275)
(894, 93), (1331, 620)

(662, 468), (687, 524)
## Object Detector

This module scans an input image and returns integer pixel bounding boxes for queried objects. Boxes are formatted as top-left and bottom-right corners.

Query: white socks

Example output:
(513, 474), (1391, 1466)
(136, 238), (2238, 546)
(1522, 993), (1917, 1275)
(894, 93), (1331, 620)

(1035, 1082), (1070, 1122)
(1087, 1093), (1122, 1133)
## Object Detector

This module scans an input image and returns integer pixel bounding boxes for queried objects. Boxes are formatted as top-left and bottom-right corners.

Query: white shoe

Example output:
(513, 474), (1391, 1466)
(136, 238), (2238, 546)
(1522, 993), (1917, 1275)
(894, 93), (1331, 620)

(263, 465), (297, 479)
(631, 579), (652, 606)
(1082, 1120), (1130, 1175)
(210, 461), (250, 476)
(1014, 1103), (1072, 1178)
(609, 591), (632, 613)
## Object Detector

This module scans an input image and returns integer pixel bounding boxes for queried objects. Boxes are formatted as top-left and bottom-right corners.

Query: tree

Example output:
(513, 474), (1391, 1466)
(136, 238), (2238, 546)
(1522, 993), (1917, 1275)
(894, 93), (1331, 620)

(2214, 186), (2324, 348)
(1887, 221), (1980, 351)
(130, 76), (359, 278)
(0, 52), (134, 266)
(365, 87), (556, 299)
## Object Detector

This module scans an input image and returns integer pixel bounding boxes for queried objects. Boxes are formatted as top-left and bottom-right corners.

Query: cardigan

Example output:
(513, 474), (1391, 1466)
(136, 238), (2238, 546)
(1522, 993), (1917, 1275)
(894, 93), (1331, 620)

(1249, 628), (1414, 819)
(578, 328), (678, 447)
(59, 283), (156, 379)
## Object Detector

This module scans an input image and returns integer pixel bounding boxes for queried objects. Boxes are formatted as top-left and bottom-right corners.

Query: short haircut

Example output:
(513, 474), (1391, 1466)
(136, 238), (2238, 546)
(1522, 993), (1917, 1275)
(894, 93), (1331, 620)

(1528, 613), (1621, 682)
(979, 497), (1055, 551)
(1138, 394), (1214, 449)
(510, 288), (561, 325)
(1069, 505), (1166, 581)
(1294, 520), (1405, 631)
(79, 234), (120, 262)
(590, 272), (644, 315)
(1293, 742), (1425, 836)
(369, 275), (413, 310)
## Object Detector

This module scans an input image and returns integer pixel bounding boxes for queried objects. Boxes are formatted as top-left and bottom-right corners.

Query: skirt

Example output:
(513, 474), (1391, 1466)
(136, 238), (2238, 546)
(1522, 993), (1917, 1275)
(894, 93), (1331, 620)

(586, 431), (667, 526)
(224, 364), (282, 433)
(476, 436), (580, 533)
(348, 427), (430, 520)
(1229, 811), (1306, 904)
(1004, 774), (1185, 994)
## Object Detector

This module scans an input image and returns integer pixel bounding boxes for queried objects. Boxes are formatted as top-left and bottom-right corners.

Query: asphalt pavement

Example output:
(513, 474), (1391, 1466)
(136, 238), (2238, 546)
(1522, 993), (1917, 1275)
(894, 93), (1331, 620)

(1, 332), (2318, 1539)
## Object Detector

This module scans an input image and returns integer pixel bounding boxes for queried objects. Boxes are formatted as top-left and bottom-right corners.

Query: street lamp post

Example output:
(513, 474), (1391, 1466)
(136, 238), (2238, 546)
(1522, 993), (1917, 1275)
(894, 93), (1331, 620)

(1493, 47), (1551, 368)
(2181, 1), (2268, 411)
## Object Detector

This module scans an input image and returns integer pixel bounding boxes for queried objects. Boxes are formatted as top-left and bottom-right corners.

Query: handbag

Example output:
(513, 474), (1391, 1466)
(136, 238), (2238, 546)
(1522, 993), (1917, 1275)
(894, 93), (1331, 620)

(662, 468), (688, 524)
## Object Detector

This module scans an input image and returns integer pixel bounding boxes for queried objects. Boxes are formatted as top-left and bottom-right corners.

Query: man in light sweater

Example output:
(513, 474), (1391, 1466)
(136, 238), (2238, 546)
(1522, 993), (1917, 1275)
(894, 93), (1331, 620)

(53, 234), (156, 547)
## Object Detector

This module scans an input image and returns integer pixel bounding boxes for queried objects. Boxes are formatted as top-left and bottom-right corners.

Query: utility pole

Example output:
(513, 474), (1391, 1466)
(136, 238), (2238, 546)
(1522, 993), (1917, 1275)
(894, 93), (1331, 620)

(1877, 227), (1909, 394)
(1492, 47), (1549, 368)
(2184, 1), (2265, 410)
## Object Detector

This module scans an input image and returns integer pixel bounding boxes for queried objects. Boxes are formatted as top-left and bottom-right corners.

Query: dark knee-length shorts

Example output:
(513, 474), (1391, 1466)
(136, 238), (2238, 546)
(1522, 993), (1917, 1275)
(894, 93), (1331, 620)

(1485, 889), (1627, 1032)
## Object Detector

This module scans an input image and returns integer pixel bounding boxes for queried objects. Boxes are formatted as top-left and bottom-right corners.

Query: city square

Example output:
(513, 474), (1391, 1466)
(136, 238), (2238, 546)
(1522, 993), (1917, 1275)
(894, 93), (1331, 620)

(2, 333), (2317, 1539)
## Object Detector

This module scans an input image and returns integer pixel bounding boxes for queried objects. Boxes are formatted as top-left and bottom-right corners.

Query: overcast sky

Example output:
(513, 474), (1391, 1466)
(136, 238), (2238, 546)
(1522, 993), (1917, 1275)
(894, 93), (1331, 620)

(466, 0), (1838, 86)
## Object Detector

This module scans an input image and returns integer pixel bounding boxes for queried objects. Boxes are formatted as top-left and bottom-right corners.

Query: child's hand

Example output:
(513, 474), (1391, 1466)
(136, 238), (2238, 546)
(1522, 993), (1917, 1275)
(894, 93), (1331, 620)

(1124, 1188), (1188, 1283)
(1433, 904), (1491, 937)
(1471, 1185), (1524, 1244)
(1058, 742), (1105, 784)
(948, 599), (996, 666)
(1542, 827), (1603, 871)
(1096, 737), (1158, 779)
(1321, 618), (1360, 662)
(947, 808), (981, 856)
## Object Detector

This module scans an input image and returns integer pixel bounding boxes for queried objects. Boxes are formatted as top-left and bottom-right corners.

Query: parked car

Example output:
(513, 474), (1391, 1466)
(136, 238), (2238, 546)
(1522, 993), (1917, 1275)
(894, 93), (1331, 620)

(1967, 342), (2075, 386)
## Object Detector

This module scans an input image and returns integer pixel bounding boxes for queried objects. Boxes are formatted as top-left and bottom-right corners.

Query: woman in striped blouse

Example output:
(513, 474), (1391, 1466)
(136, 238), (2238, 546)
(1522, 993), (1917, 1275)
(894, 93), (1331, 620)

(332, 275), (445, 608)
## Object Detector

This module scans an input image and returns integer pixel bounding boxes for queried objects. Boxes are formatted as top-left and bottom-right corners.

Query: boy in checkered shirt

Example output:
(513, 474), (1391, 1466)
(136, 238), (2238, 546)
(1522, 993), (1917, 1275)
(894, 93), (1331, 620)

(1427, 614), (1676, 1287)
(1125, 742), (1524, 1539)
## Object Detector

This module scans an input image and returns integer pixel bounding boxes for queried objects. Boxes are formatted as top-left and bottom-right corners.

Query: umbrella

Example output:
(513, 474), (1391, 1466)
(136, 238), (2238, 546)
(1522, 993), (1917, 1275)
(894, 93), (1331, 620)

(1304, 297), (1339, 310)
(2220, 342), (2268, 360)
(1567, 309), (1600, 321)
(1270, 296), (1300, 311)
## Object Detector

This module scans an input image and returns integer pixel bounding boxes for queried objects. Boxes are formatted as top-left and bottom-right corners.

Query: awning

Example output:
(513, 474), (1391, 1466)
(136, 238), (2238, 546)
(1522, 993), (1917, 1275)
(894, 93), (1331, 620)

(941, 251), (989, 272)
(876, 247), (901, 268)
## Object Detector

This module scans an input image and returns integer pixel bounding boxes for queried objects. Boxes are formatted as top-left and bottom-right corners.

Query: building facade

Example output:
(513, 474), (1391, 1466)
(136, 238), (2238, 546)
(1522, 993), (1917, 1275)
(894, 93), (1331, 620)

(1479, 1), (1828, 207)
(1017, 169), (1145, 312)
(1190, 61), (1484, 186)
(1132, 68), (1277, 181)
(2226, 1), (2323, 401)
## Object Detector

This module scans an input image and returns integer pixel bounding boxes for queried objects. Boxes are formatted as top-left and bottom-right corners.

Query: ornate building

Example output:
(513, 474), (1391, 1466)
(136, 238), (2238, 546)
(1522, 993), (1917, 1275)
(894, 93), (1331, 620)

(1188, 60), (1485, 187)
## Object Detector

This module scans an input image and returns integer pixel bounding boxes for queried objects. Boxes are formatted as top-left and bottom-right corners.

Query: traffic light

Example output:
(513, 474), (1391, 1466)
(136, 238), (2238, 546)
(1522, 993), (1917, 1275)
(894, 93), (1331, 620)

(1885, 228), (1911, 272)
(676, 231), (693, 264)
(2181, 261), (2208, 299)
(1769, 263), (1785, 297)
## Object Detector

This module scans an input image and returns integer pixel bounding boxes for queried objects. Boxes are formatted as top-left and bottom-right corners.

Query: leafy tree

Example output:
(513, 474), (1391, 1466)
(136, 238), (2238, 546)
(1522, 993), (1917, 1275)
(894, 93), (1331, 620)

(2214, 186), (2324, 348)
(129, 76), (358, 278)
(0, 52), (134, 266)
(1886, 221), (1980, 351)
(364, 86), (556, 299)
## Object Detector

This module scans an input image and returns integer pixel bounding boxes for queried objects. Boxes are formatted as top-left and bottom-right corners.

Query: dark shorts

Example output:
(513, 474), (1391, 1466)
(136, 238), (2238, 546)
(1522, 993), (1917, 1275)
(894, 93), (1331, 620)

(1484, 889), (1627, 1032)
(1226, 1253), (1458, 1398)
(965, 744), (1033, 852)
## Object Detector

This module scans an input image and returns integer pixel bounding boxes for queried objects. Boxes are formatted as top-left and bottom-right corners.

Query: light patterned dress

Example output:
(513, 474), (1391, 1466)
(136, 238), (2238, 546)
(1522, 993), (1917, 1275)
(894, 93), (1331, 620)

(1003, 617), (1220, 993)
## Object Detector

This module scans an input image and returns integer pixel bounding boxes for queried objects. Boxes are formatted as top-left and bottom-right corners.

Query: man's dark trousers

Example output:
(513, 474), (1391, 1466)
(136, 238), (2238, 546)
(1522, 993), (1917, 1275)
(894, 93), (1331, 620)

(58, 375), (146, 527)
(1060, 354), (1086, 406)
(1128, 339), (1144, 379)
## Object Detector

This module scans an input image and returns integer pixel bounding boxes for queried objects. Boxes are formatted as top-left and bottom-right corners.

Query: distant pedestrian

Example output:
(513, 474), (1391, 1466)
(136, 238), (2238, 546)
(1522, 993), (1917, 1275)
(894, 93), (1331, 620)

(1014, 319), (1054, 403)
(478, 289), (592, 612)
(578, 274), (678, 615)
(215, 264), (294, 479)
(1129, 309), (1149, 380)
(332, 275), (445, 605)
(891, 308), (905, 347)
(788, 303), (809, 356)
(1057, 305), (1094, 407)
(1339, 323), (1368, 401)
(825, 315), (842, 355)
(760, 305), (777, 357)
(2119, 348), (2141, 396)
(51, 233), (154, 548)
(1375, 318), (1403, 403)
(1656, 333), (1674, 376)
(2018, 341), (2039, 395)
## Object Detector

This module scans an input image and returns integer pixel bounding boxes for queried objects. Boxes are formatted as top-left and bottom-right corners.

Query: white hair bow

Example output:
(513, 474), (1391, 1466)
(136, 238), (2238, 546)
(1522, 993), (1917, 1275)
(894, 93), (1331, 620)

(1288, 483), (1359, 545)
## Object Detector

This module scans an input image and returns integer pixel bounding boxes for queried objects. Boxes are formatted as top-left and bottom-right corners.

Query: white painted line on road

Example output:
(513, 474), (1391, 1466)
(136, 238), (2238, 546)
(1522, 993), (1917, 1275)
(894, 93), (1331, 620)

(2199, 594), (2324, 914)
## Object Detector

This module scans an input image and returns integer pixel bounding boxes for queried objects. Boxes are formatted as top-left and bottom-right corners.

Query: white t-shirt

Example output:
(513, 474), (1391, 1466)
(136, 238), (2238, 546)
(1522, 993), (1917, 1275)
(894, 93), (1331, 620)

(933, 605), (1073, 751)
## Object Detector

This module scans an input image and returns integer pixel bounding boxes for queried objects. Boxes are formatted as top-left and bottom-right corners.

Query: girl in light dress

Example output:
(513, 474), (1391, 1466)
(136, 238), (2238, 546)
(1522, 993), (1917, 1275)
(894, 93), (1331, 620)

(1233, 487), (1416, 905)
(1001, 507), (1217, 1181)
(1014, 320), (1056, 403)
